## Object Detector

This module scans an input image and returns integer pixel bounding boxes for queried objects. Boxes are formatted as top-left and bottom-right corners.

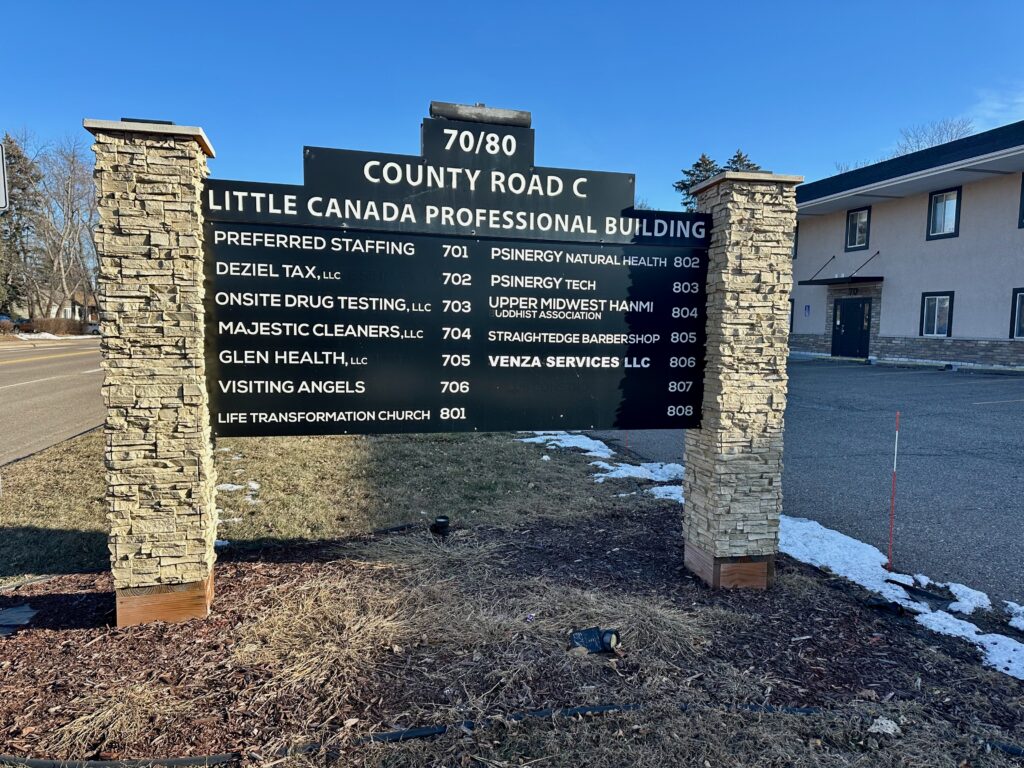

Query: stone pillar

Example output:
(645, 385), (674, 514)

(682, 171), (802, 589)
(84, 119), (217, 626)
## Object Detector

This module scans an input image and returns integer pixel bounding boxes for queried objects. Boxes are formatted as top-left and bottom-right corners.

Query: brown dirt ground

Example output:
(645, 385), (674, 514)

(0, 431), (1022, 766)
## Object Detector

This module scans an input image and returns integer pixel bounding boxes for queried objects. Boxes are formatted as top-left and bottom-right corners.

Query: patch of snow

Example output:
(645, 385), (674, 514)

(518, 431), (614, 458)
(216, 483), (245, 492)
(247, 480), (261, 491)
(916, 610), (1024, 679)
(513, 431), (1024, 681)
(779, 516), (926, 611)
(219, 517), (242, 524)
(912, 574), (989, 615)
(590, 460), (683, 483)
(647, 485), (684, 503)
(540, 455), (551, 461)
(789, 351), (831, 360)
(616, 492), (636, 497)
(214, 539), (231, 549)
(945, 582), (992, 615)
(780, 514), (1024, 680)
(216, 447), (231, 453)
(1004, 601), (1024, 632)
(17, 333), (96, 340)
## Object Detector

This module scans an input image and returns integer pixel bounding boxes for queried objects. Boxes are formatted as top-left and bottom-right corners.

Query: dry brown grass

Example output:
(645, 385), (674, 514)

(1, 429), (655, 584)
(47, 683), (190, 758)
(214, 432), (657, 545)
(222, 526), (1024, 766)
(298, 530), (714, 665)
(0, 429), (106, 585)
(234, 561), (421, 724)
(228, 529), (761, 761)
(776, 569), (832, 596)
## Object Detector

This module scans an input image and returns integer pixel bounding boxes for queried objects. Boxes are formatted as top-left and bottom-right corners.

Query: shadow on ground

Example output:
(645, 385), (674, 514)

(0, 527), (108, 580)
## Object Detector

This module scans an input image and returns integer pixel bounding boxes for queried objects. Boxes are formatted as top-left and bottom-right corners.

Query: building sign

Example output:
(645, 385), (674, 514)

(203, 107), (709, 437)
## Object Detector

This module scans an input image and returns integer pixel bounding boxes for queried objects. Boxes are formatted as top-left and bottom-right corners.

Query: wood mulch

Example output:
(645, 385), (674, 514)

(1, 501), (1022, 765)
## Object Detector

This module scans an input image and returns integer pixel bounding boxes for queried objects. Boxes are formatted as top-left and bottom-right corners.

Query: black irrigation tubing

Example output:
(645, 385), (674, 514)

(0, 755), (238, 768)
(3, 701), (1023, 766)
(370, 522), (419, 535)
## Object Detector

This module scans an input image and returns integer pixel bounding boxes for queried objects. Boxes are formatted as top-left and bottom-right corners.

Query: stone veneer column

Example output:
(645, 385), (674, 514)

(84, 119), (217, 626)
(683, 171), (802, 589)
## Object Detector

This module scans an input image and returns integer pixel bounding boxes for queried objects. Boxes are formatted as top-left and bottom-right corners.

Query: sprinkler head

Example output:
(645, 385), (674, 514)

(429, 515), (450, 537)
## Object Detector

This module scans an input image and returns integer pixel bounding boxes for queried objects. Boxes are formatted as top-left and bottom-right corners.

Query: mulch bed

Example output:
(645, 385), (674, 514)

(1, 501), (1022, 764)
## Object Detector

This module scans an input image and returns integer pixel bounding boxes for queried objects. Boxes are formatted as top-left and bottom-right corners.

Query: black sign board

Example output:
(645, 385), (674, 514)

(203, 109), (710, 437)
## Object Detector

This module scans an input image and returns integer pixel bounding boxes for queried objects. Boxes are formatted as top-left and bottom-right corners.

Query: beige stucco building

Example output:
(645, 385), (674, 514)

(791, 121), (1024, 367)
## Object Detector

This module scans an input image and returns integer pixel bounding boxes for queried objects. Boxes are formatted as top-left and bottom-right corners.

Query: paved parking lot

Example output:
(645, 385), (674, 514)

(784, 359), (1024, 605)
(594, 359), (1024, 605)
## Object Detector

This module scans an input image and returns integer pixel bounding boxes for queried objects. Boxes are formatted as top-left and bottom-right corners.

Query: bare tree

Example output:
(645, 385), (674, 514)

(32, 137), (98, 319)
(894, 117), (975, 156)
(834, 117), (976, 173)
(833, 159), (875, 174)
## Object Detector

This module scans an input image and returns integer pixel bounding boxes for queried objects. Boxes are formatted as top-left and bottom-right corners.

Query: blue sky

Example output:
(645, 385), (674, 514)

(5, 1), (1024, 210)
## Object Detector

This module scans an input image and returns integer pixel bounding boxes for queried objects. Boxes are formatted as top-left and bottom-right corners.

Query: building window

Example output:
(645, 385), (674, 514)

(845, 207), (870, 251)
(927, 187), (961, 240)
(1018, 176), (1024, 229)
(792, 222), (799, 259)
(920, 292), (954, 337)
(789, 298), (795, 331)
(1011, 288), (1024, 339)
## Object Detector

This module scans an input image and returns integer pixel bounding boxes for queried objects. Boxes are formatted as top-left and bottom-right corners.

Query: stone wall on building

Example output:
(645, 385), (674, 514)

(788, 333), (830, 354)
(789, 278), (1024, 368)
(683, 171), (801, 589)
(87, 120), (218, 624)
(870, 336), (1024, 367)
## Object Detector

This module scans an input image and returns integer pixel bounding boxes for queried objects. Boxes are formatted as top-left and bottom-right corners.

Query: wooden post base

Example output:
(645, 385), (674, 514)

(684, 542), (774, 589)
(115, 574), (214, 627)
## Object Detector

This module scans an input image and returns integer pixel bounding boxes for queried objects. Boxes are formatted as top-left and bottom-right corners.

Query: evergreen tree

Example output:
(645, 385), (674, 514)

(673, 153), (720, 211)
(673, 150), (762, 210)
(723, 149), (761, 172)
(0, 134), (44, 313)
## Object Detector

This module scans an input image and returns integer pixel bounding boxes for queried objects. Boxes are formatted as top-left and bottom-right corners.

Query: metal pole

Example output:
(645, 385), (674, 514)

(886, 411), (900, 571)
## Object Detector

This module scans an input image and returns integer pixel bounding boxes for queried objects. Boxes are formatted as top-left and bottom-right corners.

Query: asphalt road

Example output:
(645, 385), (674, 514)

(593, 359), (1024, 606)
(0, 338), (103, 466)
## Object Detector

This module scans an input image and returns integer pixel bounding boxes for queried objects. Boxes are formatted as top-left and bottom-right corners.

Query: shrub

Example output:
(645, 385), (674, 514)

(32, 317), (84, 335)
(0, 320), (13, 335)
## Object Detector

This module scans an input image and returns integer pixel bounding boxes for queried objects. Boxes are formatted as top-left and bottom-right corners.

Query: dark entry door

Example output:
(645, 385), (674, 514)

(831, 297), (872, 358)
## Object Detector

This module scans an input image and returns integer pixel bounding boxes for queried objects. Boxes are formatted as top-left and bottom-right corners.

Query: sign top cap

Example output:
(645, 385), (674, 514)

(429, 101), (531, 128)
(83, 118), (215, 158)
